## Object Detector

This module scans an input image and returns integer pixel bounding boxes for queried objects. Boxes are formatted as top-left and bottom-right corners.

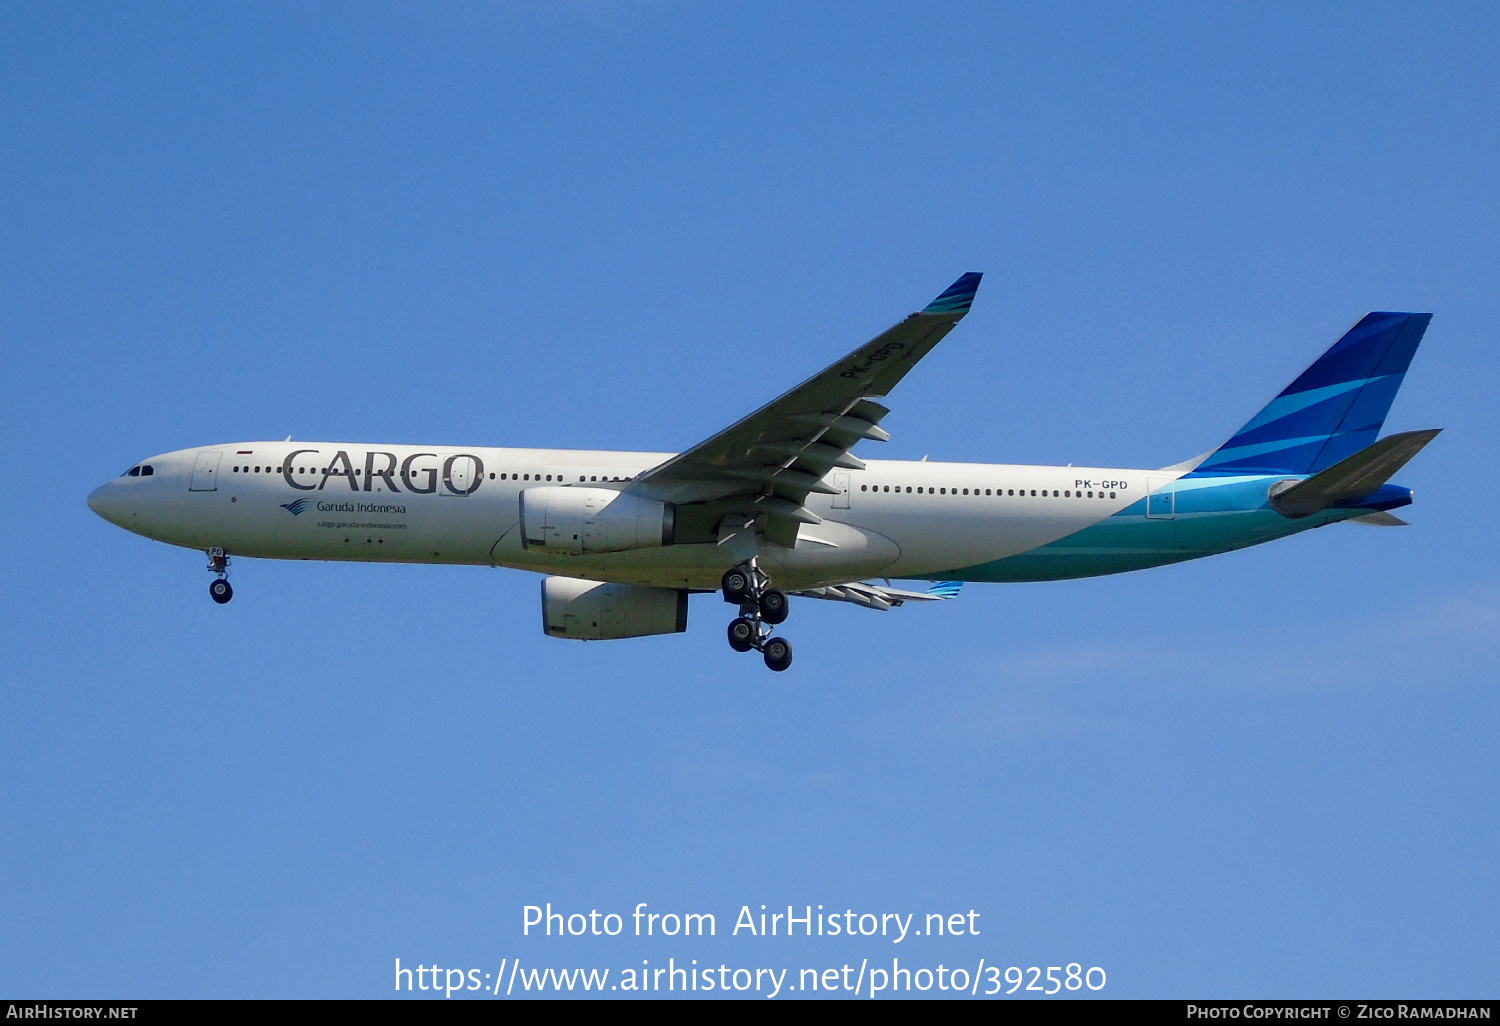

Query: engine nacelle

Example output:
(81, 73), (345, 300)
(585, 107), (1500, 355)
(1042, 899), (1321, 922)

(541, 577), (688, 641)
(520, 486), (675, 555)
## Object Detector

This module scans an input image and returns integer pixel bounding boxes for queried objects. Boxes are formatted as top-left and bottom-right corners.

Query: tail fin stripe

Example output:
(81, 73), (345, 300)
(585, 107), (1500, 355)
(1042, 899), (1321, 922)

(1227, 380), (1391, 448)
(1235, 377), (1373, 435)
(1202, 435), (1334, 466)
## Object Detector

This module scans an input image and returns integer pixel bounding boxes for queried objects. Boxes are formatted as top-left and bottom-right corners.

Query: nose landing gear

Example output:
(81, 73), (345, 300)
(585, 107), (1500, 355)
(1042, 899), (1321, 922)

(207, 548), (233, 604)
(721, 561), (793, 671)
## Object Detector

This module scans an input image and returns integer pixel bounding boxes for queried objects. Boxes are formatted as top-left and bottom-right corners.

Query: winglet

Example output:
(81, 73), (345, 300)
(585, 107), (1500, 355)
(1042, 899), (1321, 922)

(926, 581), (963, 599)
(921, 272), (983, 316)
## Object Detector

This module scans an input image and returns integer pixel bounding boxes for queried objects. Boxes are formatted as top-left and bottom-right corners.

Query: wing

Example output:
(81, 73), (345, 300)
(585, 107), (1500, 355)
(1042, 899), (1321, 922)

(792, 580), (963, 611)
(628, 272), (983, 545)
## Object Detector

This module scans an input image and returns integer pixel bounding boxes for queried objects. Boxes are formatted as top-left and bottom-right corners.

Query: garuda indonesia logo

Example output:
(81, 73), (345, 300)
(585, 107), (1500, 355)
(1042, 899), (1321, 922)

(281, 498), (312, 516)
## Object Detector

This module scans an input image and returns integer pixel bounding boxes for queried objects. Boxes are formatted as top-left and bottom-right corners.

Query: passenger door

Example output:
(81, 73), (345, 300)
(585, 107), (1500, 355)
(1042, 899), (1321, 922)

(1145, 476), (1175, 519)
(190, 451), (222, 492)
(830, 472), (850, 509)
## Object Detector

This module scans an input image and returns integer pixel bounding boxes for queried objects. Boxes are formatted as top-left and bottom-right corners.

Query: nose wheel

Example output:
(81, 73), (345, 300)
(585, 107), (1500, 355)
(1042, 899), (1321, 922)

(206, 548), (233, 604)
(721, 562), (793, 671)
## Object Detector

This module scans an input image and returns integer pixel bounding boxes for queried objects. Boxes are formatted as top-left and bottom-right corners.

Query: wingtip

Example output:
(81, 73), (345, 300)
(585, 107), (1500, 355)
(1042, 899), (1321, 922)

(921, 272), (983, 315)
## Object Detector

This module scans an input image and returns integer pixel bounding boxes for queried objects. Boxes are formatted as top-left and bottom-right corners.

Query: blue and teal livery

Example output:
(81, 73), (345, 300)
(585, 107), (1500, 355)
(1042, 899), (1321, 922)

(944, 313), (1439, 583)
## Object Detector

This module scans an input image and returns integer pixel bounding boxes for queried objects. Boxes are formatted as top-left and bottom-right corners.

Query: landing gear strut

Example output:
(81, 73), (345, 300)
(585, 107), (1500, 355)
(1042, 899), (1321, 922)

(207, 548), (233, 604)
(721, 561), (793, 671)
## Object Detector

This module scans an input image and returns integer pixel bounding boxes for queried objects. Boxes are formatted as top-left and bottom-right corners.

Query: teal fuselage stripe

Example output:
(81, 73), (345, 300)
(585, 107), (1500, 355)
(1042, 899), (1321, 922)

(935, 475), (1364, 583)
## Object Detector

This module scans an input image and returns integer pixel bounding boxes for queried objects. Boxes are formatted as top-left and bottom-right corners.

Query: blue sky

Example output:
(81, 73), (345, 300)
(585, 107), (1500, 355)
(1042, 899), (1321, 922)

(2, 1), (1497, 998)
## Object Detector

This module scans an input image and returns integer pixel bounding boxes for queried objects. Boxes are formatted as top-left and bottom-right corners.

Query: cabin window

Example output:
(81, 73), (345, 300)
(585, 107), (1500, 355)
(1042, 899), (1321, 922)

(906, 486), (912, 493)
(962, 488), (969, 495)
(1110, 492), (1116, 498)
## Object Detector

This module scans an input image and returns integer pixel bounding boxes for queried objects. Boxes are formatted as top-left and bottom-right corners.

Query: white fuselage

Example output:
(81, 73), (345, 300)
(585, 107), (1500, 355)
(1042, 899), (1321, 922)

(87, 441), (1169, 590)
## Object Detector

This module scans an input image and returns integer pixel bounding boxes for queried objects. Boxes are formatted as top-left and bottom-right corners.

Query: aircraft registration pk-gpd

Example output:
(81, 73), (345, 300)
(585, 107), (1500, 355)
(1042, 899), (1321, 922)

(88, 274), (1438, 671)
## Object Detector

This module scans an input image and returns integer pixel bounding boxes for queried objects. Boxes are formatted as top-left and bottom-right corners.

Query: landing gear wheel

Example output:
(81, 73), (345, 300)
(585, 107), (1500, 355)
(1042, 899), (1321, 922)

(209, 579), (233, 604)
(722, 568), (752, 604)
(727, 617), (757, 653)
(763, 637), (792, 672)
(758, 589), (789, 625)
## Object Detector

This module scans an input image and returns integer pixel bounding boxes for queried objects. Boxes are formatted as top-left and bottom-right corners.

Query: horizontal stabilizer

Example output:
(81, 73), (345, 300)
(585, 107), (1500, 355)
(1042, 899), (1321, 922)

(1349, 511), (1409, 526)
(1269, 429), (1440, 518)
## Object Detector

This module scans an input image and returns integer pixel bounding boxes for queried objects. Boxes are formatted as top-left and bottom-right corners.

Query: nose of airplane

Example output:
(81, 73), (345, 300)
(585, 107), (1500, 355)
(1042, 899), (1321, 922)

(87, 481), (127, 526)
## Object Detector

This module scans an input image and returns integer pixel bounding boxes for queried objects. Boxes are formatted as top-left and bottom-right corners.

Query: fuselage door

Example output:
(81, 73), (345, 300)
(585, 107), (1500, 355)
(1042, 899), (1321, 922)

(190, 450), (222, 492)
(831, 472), (851, 509)
(441, 454), (479, 496)
(1145, 476), (1175, 519)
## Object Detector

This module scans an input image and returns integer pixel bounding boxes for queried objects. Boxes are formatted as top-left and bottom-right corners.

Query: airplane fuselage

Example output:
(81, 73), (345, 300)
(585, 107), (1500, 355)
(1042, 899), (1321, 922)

(87, 440), (1389, 590)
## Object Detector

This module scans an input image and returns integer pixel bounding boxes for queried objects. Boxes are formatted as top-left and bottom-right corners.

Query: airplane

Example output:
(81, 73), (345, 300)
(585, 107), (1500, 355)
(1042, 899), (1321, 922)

(87, 273), (1439, 671)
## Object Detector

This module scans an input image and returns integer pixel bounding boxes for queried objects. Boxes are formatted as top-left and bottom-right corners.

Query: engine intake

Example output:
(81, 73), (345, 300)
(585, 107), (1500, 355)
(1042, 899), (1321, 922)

(541, 577), (688, 640)
(520, 486), (674, 555)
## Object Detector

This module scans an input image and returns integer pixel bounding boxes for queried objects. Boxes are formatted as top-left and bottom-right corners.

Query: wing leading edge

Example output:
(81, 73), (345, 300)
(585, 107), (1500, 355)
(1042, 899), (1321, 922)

(629, 272), (983, 546)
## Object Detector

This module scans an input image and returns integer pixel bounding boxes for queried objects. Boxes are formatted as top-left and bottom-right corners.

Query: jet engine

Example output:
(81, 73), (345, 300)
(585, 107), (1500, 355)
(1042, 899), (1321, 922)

(541, 577), (688, 640)
(520, 486), (675, 555)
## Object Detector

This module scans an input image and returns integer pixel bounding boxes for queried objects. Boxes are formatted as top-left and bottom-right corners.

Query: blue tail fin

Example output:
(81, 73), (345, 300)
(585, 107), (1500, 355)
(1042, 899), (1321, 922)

(1194, 312), (1432, 476)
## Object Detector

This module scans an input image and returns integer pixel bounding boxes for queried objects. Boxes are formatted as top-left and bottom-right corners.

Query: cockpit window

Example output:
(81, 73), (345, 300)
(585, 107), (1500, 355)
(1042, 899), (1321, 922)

(141, 465), (154, 476)
(126, 466), (140, 477)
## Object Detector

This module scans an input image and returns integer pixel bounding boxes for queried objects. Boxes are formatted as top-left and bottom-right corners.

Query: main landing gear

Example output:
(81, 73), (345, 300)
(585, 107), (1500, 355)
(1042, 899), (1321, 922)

(722, 561), (793, 671)
(207, 548), (233, 604)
